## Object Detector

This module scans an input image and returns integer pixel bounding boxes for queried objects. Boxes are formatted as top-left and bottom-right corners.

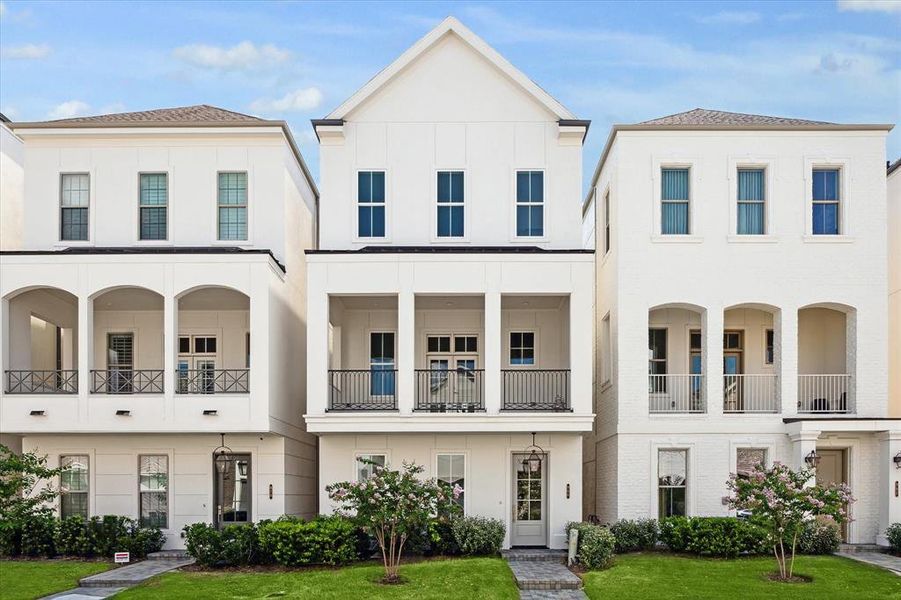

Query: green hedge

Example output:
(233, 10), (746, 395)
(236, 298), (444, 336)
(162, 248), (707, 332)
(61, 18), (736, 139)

(451, 516), (505, 556)
(0, 514), (164, 559)
(659, 517), (768, 557)
(886, 523), (901, 555)
(566, 522), (616, 570)
(608, 518), (659, 553)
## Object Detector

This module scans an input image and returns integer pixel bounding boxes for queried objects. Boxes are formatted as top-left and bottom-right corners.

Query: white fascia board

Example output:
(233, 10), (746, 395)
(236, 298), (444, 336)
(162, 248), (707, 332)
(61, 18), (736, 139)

(304, 413), (595, 434)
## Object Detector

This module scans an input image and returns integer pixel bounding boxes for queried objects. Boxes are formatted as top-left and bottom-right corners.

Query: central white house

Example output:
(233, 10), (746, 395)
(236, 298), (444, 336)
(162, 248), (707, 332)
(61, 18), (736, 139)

(305, 17), (593, 548)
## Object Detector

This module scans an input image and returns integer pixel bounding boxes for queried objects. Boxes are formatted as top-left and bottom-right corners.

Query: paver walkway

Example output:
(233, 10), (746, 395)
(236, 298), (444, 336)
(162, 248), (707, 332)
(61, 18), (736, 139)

(502, 549), (587, 600)
(41, 552), (194, 599)
(837, 551), (901, 576)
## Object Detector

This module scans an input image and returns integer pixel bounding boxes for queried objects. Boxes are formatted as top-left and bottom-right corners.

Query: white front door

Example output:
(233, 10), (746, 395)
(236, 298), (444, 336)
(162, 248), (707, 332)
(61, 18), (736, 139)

(511, 453), (547, 547)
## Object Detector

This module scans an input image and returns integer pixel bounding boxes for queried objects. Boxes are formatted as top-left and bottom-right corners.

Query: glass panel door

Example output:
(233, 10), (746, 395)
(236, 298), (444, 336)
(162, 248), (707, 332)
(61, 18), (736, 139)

(107, 333), (134, 393)
(214, 453), (252, 527)
(511, 453), (547, 546)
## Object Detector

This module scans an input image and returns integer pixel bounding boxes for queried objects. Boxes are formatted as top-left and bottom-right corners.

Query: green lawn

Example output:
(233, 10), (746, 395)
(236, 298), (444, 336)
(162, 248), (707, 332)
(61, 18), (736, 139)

(117, 557), (518, 600)
(583, 553), (901, 600)
(0, 560), (113, 600)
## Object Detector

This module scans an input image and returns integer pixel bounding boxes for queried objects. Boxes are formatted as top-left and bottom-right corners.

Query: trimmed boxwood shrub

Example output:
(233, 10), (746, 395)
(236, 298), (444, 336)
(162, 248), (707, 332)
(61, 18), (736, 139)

(798, 516), (841, 555)
(608, 518), (659, 553)
(659, 517), (768, 557)
(451, 516), (505, 556)
(566, 522), (615, 570)
(183, 521), (268, 567)
(1, 514), (163, 559)
(258, 515), (358, 566)
(886, 523), (901, 556)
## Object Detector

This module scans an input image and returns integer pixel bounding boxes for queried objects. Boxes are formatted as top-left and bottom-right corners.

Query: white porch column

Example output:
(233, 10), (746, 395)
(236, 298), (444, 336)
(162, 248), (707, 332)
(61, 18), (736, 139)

(704, 306), (724, 416)
(789, 430), (821, 475)
(306, 286), (329, 415)
(484, 290), (502, 414)
(397, 289), (415, 414)
(163, 272), (177, 418)
(877, 431), (901, 547)
(569, 288), (592, 414)
(77, 291), (93, 419)
(0, 298), (8, 385)
(779, 307), (798, 415)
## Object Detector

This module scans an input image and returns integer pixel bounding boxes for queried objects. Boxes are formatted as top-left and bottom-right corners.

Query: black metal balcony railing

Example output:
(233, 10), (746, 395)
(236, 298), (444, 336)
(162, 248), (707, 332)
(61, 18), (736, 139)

(328, 369), (397, 411)
(415, 368), (484, 412)
(501, 369), (570, 411)
(176, 369), (249, 394)
(91, 369), (164, 394)
(5, 370), (78, 394)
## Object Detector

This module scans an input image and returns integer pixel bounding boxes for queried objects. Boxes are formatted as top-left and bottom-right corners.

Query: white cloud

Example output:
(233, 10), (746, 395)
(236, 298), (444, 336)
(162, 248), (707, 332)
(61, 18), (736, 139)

(695, 11), (762, 25)
(249, 87), (323, 113)
(172, 41), (290, 71)
(837, 0), (901, 12)
(47, 100), (91, 120)
(1, 43), (51, 59)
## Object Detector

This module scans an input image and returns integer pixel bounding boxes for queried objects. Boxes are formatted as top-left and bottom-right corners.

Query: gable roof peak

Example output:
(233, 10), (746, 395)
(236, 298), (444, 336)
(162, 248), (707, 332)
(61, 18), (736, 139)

(323, 16), (576, 121)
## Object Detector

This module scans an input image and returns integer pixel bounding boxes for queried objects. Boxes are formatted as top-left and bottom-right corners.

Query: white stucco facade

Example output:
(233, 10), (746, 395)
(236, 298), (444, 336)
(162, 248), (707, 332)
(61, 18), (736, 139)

(0, 117), (319, 548)
(889, 161), (900, 418)
(582, 122), (900, 546)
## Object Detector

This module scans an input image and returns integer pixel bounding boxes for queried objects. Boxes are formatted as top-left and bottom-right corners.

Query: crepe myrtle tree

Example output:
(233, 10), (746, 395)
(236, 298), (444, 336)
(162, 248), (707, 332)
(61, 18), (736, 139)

(326, 460), (462, 583)
(725, 461), (853, 581)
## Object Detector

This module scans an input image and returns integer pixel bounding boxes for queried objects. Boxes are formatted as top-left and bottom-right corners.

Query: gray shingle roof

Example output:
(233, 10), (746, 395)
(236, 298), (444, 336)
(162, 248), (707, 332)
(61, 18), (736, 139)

(19, 104), (265, 126)
(639, 108), (833, 127)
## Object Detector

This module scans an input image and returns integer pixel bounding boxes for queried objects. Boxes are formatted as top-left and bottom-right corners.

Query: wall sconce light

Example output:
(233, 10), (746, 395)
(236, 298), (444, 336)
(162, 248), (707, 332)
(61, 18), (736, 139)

(893, 451), (901, 469)
(115, 410), (131, 416)
(804, 450), (821, 468)
(565, 483), (570, 499)
(269, 484), (274, 500)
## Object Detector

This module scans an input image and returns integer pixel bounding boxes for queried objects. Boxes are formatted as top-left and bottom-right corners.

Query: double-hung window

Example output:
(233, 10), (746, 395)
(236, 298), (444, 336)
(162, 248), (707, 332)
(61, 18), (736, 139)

(218, 172), (248, 241)
(737, 168), (765, 235)
(812, 168), (840, 235)
(139, 455), (168, 528)
(437, 171), (464, 237)
(139, 173), (168, 240)
(358, 171), (386, 238)
(60, 455), (89, 518)
(356, 454), (386, 481)
(437, 453), (465, 511)
(60, 174), (90, 241)
(516, 171), (544, 237)
(661, 168), (689, 235)
(370, 332), (395, 395)
(658, 449), (687, 518)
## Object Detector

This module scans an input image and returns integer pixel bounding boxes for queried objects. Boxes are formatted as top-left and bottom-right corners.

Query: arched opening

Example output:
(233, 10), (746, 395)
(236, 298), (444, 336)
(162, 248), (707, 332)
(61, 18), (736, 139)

(648, 303), (706, 414)
(722, 304), (780, 413)
(4, 287), (78, 393)
(91, 287), (164, 394)
(797, 304), (855, 413)
(176, 287), (250, 394)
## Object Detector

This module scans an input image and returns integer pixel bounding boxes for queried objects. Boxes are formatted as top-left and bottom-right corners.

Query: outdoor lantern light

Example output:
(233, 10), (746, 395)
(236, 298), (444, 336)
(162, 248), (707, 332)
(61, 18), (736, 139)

(804, 450), (821, 468)
(522, 432), (545, 473)
(213, 433), (234, 475)
(894, 451), (901, 469)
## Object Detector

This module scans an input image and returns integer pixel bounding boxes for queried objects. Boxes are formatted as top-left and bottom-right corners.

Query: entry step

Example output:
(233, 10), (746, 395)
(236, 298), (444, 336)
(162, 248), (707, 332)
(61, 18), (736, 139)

(502, 549), (568, 562)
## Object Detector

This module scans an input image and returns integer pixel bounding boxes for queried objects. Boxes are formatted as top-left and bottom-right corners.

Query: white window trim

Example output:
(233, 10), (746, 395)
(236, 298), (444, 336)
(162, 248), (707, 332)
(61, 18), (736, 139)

(651, 159), (702, 243)
(511, 168), (548, 242)
(213, 170), (253, 246)
(505, 329), (539, 368)
(726, 158), (777, 241)
(650, 443), (695, 519)
(431, 168), (468, 243)
(803, 157), (852, 241)
(433, 450), (469, 514)
(137, 453), (172, 530)
(56, 171), (95, 247)
(353, 169), (391, 244)
(136, 171), (171, 244)
(353, 451), (390, 481)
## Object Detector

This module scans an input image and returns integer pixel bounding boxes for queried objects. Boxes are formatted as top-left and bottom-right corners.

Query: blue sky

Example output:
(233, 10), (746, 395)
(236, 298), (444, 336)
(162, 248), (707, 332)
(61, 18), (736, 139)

(1, 0), (899, 190)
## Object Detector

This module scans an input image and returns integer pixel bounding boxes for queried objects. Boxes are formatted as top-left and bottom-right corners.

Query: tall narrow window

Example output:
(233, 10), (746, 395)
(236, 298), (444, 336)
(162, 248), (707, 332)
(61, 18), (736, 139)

(812, 168), (840, 235)
(60, 455), (89, 518)
(661, 168), (689, 234)
(516, 171), (544, 237)
(437, 454), (465, 511)
(358, 171), (386, 238)
(356, 454), (386, 481)
(736, 448), (767, 480)
(603, 190), (611, 253)
(601, 314), (612, 383)
(765, 329), (775, 365)
(649, 328), (668, 394)
(437, 171), (464, 237)
(737, 168), (765, 235)
(509, 332), (535, 366)
(658, 449), (687, 518)
(370, 332), (395, 395)
(139, 173), (168, 240)
(60, 174), (90, 241)
(218, 172), (248, 240)
(139, 455), (168, 528)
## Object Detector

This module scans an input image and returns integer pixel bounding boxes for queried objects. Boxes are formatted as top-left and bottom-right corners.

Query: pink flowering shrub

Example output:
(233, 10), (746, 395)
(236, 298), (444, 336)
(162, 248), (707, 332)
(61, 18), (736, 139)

(725, 461), (854, 580)
(325, 460), (461, 583)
